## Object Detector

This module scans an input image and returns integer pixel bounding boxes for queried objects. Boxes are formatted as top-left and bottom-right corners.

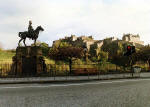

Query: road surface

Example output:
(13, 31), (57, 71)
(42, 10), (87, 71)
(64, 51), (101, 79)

(0, 79), (150, 107)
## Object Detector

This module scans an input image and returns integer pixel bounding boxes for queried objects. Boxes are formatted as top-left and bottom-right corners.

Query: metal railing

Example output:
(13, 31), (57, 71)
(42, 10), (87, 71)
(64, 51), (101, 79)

(0, 63), (148, 78)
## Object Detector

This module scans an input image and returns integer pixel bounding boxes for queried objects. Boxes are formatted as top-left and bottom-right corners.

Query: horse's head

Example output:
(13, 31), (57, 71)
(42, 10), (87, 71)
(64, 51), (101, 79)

(37, 26), (44, 31)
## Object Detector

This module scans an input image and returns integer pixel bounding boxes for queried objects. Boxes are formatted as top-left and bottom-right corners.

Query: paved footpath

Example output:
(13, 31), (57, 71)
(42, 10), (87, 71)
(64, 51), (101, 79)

(0, 72), (149, 84)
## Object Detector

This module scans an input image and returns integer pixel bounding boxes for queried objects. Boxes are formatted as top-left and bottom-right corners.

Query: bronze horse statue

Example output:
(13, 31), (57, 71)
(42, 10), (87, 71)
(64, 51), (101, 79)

(18, 26), (44, 46)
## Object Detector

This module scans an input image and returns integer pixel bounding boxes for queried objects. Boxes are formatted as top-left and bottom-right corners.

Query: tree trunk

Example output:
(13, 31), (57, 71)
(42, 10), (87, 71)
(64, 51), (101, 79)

(123, 66), (126, 73)
(69, 59), (72, 74)
(116, 65), (118, 72)
(148, 60), (150, 71)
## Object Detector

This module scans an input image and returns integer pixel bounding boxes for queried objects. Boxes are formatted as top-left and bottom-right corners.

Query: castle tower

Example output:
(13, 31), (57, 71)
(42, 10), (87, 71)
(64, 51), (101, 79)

(122, 34), (144, 45)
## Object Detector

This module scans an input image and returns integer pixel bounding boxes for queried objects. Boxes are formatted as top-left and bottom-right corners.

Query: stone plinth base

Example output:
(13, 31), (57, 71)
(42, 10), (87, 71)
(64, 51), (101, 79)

(11, 46), (46, 76)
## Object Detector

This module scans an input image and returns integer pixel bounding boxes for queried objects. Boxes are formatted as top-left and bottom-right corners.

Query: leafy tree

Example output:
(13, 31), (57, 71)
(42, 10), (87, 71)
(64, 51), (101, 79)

(102, 41), (121, 60)
(134, 46), (150, 71)
(31, 42), (50, 57)
(111, 48), (139, 73)
(102, 40), (133, 60)
(49, 46), (84, 74)
(40, 42), (49, 57)
(91, 57), (98, 62)
(111, 54), (130, 72)
(31, 40), (41, 46)
(59, 42), (72, 48)
(98, 51), (108, 62)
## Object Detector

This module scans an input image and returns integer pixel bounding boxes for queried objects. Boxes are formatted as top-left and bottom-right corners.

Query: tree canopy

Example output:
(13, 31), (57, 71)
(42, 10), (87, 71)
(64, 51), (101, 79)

(49, 46), (84, 73)
(40, 42), (49, 57)
(49, 46), (84, 61)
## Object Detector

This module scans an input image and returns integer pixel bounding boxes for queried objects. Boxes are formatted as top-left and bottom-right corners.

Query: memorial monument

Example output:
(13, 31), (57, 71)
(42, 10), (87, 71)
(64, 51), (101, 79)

(11, 21), (46, 76)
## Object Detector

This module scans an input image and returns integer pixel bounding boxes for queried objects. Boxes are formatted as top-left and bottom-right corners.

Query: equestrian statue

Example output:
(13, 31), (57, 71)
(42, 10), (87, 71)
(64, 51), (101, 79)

(18, 20), (44, 46)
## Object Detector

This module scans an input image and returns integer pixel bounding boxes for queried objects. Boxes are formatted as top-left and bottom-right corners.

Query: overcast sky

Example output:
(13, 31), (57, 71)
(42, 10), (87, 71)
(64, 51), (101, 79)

(0, 0), (150, 49)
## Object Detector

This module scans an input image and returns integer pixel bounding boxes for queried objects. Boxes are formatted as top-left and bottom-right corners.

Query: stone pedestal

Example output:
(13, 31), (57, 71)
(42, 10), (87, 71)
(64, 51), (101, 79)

(11, 46), (46, 76)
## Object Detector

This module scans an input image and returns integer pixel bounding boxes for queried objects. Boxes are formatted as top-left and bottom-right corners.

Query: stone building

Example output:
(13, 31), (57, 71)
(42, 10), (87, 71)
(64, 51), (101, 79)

(52, 34), (144, 57)
(70, 35), (77, 41)
(122, 34), (144, 45)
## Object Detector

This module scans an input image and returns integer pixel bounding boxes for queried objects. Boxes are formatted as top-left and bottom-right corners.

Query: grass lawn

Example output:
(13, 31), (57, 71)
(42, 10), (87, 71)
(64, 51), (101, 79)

(0, 50), (15, 64)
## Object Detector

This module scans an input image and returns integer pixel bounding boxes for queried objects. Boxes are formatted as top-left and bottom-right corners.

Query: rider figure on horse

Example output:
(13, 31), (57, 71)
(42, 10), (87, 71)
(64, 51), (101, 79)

(28, 20), (34, 40)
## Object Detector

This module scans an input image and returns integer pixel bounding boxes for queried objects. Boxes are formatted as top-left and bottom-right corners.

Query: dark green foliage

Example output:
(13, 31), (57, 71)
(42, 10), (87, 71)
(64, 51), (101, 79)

(49, 46), (84, 73)
(109, 43), (136, 68)
(128, 46), (150, 71)
(98, 51), (108, 62)
(89, 44), (97, 56)
(102, 40), (136, 60)
(111, 53), (131, 67)
(40, 42), (49, 57)
(91, 57), (98, 62)
(59, 42), (72, 48)
(49, 46), (84, 61)
(102, 41), (121, 59)
(135, 46), (150, 63)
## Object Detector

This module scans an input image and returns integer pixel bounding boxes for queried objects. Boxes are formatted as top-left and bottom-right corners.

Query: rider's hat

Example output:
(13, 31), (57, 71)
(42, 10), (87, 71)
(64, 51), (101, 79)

(29, 20), (32, 24)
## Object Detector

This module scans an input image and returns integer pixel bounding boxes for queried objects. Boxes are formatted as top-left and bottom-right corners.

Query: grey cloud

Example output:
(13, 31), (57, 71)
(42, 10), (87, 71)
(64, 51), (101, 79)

(0, 0), (150, 49)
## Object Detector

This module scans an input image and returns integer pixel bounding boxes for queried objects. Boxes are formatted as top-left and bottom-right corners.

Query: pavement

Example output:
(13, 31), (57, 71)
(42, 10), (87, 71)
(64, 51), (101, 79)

(0, 72), (149, 84)
(1, 78), (150, 107)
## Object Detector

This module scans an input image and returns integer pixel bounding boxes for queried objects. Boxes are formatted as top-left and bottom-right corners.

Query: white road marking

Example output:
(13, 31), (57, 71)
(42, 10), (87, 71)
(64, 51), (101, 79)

(0, 79), (150, 89)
